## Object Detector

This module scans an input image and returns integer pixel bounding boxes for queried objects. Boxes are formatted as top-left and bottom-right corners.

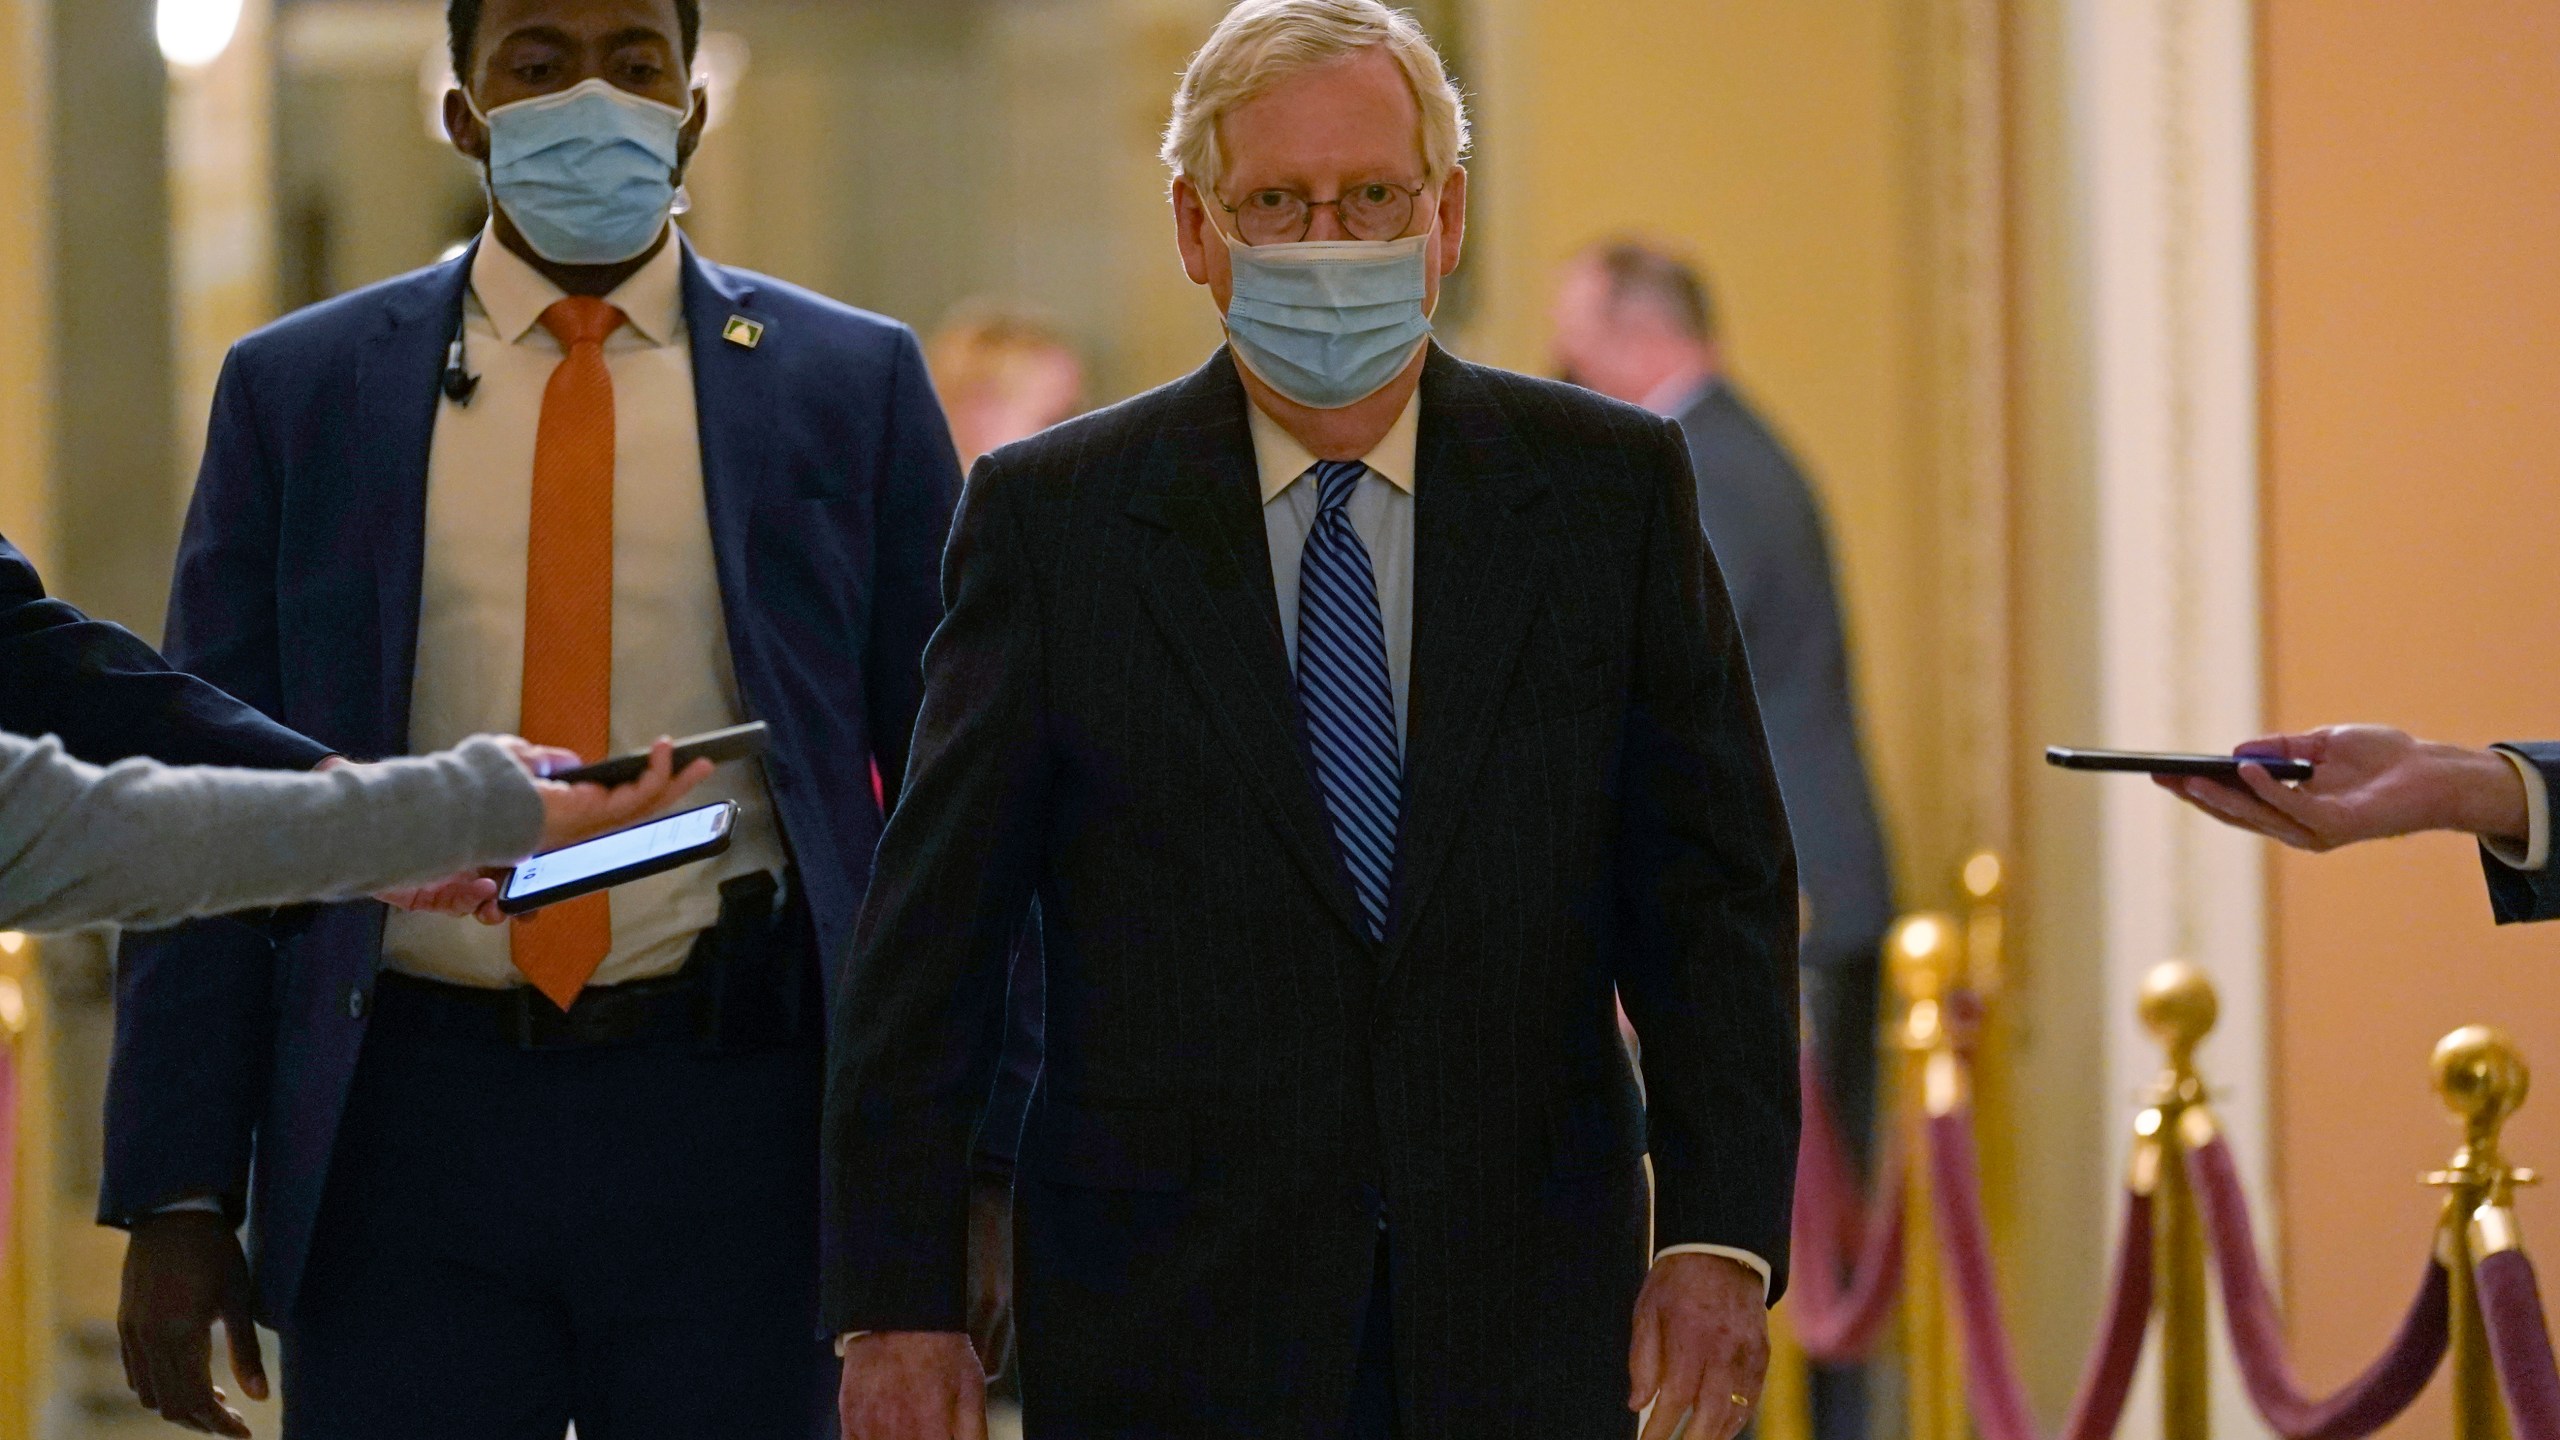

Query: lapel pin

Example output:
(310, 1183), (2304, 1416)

(723, 316), (765, 350)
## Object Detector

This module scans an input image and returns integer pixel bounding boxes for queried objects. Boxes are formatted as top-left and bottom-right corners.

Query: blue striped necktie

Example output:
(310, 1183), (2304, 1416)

(1295, 459), (1403, 940)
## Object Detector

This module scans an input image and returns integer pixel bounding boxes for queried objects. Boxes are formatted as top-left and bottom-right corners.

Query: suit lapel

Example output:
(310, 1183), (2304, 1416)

(1381, 349), (1553, 968)
(1127, 352), (1373, 945)
(680, 242), (778, 710)
(352, 249), (474, 756)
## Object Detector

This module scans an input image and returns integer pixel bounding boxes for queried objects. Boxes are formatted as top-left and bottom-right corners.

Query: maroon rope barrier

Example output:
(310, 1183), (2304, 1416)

(1926, 1111), (2155, 1440)
(2478, 1248), (2560, 1440)
(1788, 1046), (1906, 1363)
(2185, 1135), (2449, 1440)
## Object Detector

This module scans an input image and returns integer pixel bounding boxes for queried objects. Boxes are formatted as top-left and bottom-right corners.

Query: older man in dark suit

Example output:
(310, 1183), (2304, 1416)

(1552, 240), (1896, 1440)
(828, 5), (1799, 1439)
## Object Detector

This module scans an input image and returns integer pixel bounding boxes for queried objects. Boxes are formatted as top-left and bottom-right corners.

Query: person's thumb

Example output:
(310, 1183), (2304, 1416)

(220, 1291), (267, 1401)
(1628, 1296), (1662, 1408)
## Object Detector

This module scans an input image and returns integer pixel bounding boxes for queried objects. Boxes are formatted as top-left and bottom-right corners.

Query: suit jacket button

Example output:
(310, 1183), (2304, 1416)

(347, 987), (367, 1020)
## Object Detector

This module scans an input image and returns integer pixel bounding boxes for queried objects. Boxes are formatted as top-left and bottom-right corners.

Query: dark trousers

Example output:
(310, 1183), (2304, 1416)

(1345, 1236), (1399, 1439)
(1802, 959), (1882, 1440)
(279, 1016), (835, 1438)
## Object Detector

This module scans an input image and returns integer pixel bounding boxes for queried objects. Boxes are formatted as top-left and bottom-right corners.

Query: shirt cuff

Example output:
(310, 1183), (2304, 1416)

(2487, 747), (2550, 872)
(150, 1197), (226, 1216)
(835, 1333), (869, 1358)
(1654, 1243), (1773, 1301)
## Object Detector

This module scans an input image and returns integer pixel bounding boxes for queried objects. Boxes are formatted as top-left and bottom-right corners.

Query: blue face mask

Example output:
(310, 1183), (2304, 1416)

(473, 79), (691, 266)
(1220, 226), (1436, 410)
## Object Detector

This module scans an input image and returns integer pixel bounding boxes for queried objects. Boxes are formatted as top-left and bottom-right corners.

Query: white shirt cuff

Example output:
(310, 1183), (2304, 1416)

(1654, 1243), (1773, 1301)
(835, 1333), (867, 1358)
(2488, 747), (2550, 872)
(151, 1197), (226, 1216)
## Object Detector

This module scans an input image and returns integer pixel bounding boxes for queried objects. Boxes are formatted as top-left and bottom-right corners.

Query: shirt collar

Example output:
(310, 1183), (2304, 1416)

(1247, 389), (1423, 505)
(468, 224), (688, 348)
(1639, 367), (1720, 419)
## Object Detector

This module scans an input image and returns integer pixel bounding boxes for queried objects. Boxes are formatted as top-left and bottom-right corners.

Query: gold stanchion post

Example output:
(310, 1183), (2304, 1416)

(1894, 913), (1968, 1440)
(2137, 961), (2217, 1440)
(2430, 1026), (2535, 1440)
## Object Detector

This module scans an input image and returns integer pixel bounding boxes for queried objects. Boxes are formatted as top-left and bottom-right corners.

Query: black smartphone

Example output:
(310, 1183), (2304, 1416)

(546, 722), (771, 789)
(2045, 747), (2315, 784)
(496, 801), (739, 916)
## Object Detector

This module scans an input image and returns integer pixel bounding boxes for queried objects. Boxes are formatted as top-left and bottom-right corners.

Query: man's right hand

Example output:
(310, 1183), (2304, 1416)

(839, 1332), (986, 1440)
(2156, 725), (2530, 853)
(119, 1210), (264, 1438)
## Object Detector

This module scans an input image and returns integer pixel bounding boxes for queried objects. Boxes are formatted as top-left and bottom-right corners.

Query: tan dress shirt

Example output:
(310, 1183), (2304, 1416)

(381, 230), (786, 990)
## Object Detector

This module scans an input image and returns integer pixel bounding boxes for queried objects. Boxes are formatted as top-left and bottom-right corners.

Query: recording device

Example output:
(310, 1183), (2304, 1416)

(497, 801), (738, 916)
(545, 722), (772, 789)
(443, 328), (480, 406)
(2045, 747), (2316, 784)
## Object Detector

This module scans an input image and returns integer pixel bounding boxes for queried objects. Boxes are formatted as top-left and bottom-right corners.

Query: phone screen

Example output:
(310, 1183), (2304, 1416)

(504, 803), (730, 903)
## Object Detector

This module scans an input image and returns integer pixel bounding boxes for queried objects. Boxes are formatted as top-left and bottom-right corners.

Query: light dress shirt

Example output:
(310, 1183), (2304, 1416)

(1247, 389), (1773, 1299)
(382, 228), (786, 990)
(2487, 747), (2551, 873)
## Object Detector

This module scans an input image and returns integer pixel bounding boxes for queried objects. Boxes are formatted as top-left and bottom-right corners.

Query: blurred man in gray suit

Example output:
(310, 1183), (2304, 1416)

(1555, 239), (1896, 1440)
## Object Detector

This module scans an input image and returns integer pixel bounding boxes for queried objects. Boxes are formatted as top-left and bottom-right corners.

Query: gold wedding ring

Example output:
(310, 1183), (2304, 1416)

(1730, 1393), (1753, 1409)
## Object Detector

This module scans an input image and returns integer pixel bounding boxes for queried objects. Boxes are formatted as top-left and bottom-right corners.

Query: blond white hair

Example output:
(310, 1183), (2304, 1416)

(1161, 0), (1471, 197)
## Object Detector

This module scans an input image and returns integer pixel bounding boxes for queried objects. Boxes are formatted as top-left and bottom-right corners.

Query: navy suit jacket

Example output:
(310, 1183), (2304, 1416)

(0, 532), (327, 771)
(100, 240), (961, 1322)
(2486, 742), (2560, 924)
(1674, 383), (1894, 973)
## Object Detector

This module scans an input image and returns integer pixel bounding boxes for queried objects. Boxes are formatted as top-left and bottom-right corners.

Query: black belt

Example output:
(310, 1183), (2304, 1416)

(369, 873), (818, 1052)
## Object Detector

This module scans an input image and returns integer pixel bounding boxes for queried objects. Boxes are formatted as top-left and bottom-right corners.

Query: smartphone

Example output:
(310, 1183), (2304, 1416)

(497, 801), (739, 916)
(546, 722), (771, 789)
(2046, 747), (2315, 784)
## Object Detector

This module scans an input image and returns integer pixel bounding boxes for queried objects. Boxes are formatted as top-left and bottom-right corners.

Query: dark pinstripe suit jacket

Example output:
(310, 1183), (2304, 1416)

(824, 347), (1799, 1438)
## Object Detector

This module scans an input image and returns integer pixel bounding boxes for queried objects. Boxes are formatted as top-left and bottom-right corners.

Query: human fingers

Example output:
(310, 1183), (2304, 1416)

(1638, 1323), (1707, 1440)
(956, 1365), (990, 1440)
(141, 1323), (243, 1437)
(2176, 776), (2323, 850)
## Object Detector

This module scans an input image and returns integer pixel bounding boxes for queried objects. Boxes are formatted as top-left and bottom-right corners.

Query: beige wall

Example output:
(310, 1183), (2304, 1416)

(2263, 3), (2560, 1431)
(1471, 0), (1951, 899)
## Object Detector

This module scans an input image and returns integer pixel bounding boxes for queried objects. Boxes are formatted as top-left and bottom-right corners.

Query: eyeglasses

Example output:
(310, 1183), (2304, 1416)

(1219, 181), (1429, 247)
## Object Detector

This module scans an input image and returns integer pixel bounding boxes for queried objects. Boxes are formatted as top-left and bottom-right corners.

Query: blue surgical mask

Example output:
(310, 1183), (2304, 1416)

(472, 79), (691, 266)
(1219, 225), (1436, 410)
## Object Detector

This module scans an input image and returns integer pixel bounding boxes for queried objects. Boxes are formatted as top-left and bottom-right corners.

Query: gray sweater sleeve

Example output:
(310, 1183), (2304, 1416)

(0, 731), (546, 934)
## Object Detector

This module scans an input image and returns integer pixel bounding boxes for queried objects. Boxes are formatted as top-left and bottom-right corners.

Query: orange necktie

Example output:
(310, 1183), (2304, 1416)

(512, 296), (625, 1010)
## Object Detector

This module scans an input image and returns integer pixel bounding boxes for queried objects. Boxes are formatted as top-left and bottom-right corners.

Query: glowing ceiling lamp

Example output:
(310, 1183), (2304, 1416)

(158, 0), (246, 70)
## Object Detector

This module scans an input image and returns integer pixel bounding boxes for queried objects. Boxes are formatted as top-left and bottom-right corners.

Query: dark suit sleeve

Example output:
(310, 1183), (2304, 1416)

(98, 348), (297, 1227)
(0, 532), (328, 771)
(1612, 418), (1802, 1299)
(823, 452), (1047, 1333)
(866, 330), (966, 800)
(2484, 742), (2560, 924)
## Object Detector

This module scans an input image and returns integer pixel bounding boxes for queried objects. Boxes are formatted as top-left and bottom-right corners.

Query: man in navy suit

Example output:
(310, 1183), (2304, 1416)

(2162, 725), (2560, 922)
(104, 2), (960, 1435)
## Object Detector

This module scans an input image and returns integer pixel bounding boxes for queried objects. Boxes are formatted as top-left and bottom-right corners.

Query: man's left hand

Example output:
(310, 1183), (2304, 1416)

(1629, 1253), (1768, 1440)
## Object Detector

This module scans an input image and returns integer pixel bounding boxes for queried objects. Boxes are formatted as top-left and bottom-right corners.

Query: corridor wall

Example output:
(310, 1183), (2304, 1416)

(2263, 4), (2560, 1435)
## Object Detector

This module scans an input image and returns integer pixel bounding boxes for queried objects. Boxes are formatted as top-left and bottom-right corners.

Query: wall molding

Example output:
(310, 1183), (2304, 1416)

(2069, 0), (2270, 1435)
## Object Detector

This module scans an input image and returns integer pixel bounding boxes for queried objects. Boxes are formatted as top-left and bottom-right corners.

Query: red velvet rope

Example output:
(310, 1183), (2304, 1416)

(2477, 1249), (2560, 1440)
(1925, 1111), (2155, 1440)
(2184, 1134), (2449, 1440)
(1788, 1047), (1905, 1362)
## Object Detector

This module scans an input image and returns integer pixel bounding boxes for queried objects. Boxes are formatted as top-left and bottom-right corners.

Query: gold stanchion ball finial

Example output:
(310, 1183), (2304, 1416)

(2435, 1025), (2530, 1139)
(1961, 850), (2005, 903)
(2139, 961), (2219, 1062)
(1889, 913), (1961, 1003)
